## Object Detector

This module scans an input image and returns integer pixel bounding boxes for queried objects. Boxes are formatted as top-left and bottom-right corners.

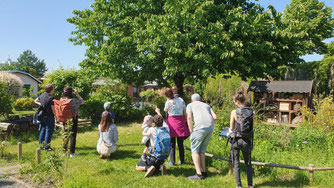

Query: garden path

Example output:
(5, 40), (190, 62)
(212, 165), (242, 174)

(0, 164), (33, 188)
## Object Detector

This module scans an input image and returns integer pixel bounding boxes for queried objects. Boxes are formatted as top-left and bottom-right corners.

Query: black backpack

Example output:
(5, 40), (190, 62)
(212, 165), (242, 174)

(235, 107), (254, 138)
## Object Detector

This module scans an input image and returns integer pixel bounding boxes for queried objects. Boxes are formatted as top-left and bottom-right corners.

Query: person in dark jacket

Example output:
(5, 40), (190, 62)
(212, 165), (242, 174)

(34, 84), (55, 150)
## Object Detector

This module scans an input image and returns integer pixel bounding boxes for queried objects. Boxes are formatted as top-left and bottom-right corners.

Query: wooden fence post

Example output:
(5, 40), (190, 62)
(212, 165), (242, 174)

(18, 142), (22, 160)
(36, 148), (41, 165)
(309, 164), (314, 182)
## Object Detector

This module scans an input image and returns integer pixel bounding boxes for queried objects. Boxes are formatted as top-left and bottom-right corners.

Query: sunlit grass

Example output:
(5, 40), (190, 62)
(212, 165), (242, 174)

(1, 121), (334, 187)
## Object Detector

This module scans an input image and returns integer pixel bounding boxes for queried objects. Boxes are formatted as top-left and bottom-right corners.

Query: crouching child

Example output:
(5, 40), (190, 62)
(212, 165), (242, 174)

(141, 115), (154, 161)
(136, 108), (171, 178)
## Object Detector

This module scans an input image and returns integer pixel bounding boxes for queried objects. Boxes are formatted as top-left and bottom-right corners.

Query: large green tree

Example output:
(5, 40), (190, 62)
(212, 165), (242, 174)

(281, 0), (334, 60)
(68, 0), (333, 97)
(14, 50), (47, 78)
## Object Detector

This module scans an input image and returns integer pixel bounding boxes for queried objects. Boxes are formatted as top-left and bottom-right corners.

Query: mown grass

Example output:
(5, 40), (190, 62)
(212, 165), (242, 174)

(1, 121), (334, 187)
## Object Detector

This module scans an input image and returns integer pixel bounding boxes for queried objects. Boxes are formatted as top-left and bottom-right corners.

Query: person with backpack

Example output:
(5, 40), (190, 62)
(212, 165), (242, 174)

(228, 91), (254, 188)
(59, 87), (84, 157)
(136, 108), (170, 178)
(34, 84), (55, 150)
(186, 94), (217, 180)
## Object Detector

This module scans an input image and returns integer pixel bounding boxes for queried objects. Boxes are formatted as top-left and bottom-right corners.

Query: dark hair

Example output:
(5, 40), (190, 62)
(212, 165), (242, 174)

(100, 111), (112, 132)
(153, 115), (164, 127)
(44, 84), (54, 93)
(62, 87), (73, 99)
(233, 91), (245, 104)
(164, 88), (174, 99)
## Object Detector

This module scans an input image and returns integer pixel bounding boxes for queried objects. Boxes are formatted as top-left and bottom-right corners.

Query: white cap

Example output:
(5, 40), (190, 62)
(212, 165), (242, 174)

(191, 93), (201, 101)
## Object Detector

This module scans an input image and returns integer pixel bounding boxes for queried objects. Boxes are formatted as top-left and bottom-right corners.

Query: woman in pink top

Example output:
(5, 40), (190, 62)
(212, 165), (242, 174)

(164, 88), (190, 165)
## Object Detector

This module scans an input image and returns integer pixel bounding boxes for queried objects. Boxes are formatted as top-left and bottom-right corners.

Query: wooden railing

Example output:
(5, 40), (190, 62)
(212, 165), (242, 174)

(184, 146), (334, 181)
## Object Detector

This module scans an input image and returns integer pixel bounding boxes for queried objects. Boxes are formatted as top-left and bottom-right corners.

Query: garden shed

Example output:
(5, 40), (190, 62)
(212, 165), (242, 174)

(248, 80), (315, 126)
(1, 70), (41, 96)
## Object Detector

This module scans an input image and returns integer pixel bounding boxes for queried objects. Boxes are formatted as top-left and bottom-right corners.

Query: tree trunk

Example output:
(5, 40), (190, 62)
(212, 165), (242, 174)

(174, 75), (185, 99)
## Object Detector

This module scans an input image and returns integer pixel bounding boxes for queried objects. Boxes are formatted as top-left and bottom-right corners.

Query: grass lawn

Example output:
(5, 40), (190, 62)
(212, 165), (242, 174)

(1, 121), (333, 187)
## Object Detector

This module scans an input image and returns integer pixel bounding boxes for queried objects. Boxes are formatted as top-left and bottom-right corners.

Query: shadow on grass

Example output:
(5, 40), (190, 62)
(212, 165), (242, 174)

(78, 145), (142, 160)
(111, 149), (141, 160)
(257, 172), (309, 187)
(0, 180), (16, 187)
(165, 165), (221, 178)
(118, 143), (142, 147)
(99, 166), (116, 175)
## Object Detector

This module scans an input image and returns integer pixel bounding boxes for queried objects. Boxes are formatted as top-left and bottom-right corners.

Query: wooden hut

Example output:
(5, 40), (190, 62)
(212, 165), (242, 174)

(248, 80), (315, 126)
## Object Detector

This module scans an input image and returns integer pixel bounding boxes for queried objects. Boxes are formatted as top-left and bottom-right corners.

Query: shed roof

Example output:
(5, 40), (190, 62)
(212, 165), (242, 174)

(1, 70), (42, 84)
(248, 80), (314, 93)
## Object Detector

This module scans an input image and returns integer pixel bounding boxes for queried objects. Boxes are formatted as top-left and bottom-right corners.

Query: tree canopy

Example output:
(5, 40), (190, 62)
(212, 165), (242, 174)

(0, 50), (48, 78)
(15, 50), (47, 78)
(68, 0), (334, 96)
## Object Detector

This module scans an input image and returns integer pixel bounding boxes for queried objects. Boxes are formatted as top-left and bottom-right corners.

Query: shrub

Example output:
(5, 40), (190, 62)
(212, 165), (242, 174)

(203, 75), (249, 131)
(139, 89), (166, 112)
(0, 83), (12, 117)
(80, 84), (135, 122)
(203, 75), (248, 107)
(13, 98), (35, 111)
(40, 67), (94, 100)
(0, 72), (23, 98)
(301, 94), (334, 130)
(23, 86), (36, 98)
(140, 89), (159, 102)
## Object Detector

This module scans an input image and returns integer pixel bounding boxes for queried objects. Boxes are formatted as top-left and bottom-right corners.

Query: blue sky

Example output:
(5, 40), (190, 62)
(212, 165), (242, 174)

(0, 0), (333, 72)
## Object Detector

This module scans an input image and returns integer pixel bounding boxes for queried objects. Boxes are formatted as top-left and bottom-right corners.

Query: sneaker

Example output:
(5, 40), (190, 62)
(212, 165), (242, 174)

(144, 166), (156, 178)
(159, 165), (166, 175)
(45, 147), (53, 151)
(165, 161), (174, 166)
(188, 174), (204, 180)
(178, 160), (184, 165)
(70, 153), (79, 158)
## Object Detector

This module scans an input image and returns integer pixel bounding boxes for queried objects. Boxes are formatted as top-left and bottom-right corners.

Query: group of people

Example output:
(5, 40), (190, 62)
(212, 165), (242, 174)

(34, 84), (84, 157)
(35, 84), (254, 188)
(135, 88), (254, 188)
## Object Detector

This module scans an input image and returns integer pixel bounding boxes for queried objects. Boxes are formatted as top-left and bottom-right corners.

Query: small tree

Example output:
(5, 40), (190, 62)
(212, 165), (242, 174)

(0, 83), (12, 117)
(0, 72), (23, 98)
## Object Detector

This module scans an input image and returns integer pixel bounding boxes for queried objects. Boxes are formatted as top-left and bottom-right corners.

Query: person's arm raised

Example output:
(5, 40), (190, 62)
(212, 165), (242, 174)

(73, 89), (85, 104)
(34, 98), (41, 106)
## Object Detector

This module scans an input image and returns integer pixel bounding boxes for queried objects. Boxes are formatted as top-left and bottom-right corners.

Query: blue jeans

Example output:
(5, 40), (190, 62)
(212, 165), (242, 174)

(39, 116), (55, 149)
